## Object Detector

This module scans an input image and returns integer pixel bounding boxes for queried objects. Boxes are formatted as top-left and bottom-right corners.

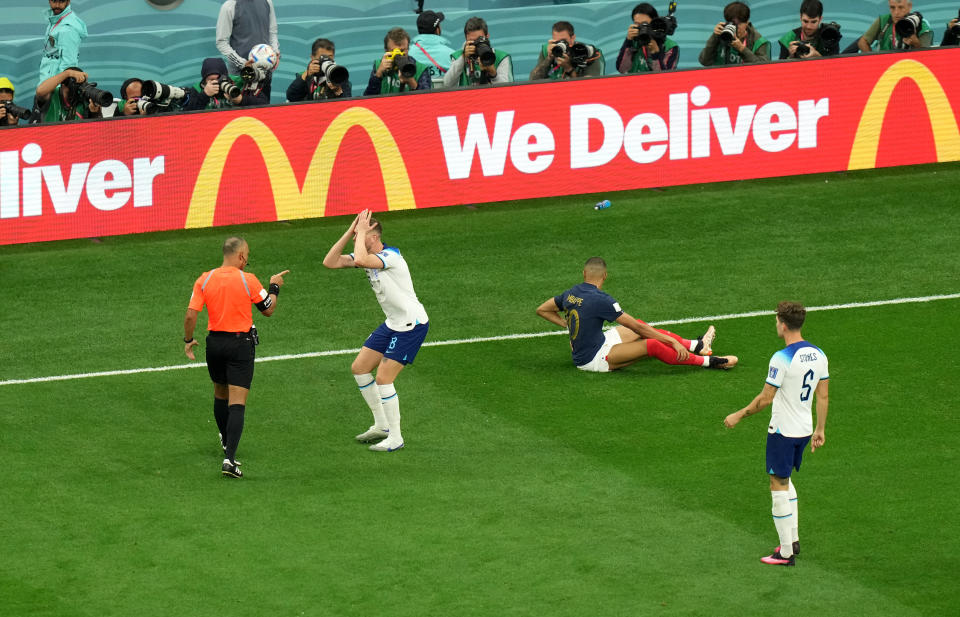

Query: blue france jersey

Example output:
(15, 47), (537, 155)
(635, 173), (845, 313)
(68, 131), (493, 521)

(765, 340), (829, 437)
(554, 283), (623, 366)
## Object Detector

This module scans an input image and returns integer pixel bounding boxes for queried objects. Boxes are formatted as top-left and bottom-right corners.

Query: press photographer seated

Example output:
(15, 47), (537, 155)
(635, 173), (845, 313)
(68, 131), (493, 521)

(443, 16), (513, 88)
(699, 1), (770, 66)
(529, 21), (604, 80)
(181, 57), (266, 111)
(779, 0), (842, 59)
(857, 0), (932, 51)
(287, 38), (351, 101)
(617, 3), (679, 73)
(34, 67), (110, 123)
(364, 27), (431, 95)
(0, 77), (31, 127)
(116, 78), (187, 116)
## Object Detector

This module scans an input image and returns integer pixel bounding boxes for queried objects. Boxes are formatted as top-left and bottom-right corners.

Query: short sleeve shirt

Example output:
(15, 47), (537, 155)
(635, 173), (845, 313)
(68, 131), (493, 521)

(765, 340), (829, 437)
(353, 246), (429, 332)
(188, 266), (266, 332)
(553, 282), (623, 366)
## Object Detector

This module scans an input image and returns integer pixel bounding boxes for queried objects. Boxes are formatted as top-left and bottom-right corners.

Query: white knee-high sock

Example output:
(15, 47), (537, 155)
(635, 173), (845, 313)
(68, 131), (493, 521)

(354, 373), (387, 429)
(771, 490), (793, 557)
(378, 382), (402, 442)
(788, 479), (799, 543)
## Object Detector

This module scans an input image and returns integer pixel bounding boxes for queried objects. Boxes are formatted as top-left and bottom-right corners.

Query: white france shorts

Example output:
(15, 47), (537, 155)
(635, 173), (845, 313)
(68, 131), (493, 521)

(576, 328), (622, 373)
(363, 322), (429, 365)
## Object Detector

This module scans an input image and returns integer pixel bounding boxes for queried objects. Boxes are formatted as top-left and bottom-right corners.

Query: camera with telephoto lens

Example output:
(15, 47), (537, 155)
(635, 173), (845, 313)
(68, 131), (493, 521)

(217, 76), (242, 99)
(470, 36), (496, 66)
(894, 11), (923, 38)
(385, 48), (417, 78)
(719, 21), (739, 43)
(75, 81), (113, 107)
(950, 10), (960, 36)
(820, 21), (841, 43)
(1, 100), (32, 121)
(317, 56), (349, 85)
(136, 80), (186, 113)
(241, 63), (269, 83)
(551, 40), (597, 68)
(632, 1), (678, 47)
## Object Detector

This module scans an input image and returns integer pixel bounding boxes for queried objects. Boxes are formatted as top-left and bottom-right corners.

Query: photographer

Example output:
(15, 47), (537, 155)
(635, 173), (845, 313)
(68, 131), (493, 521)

(34, 67), (108, 123)
(530, 21), (604, 80)
(364, 28), (432, 95)
(942, 13), (960, 46)
(857, 0), (932, 51)
(287, 38), (352, 101)
(699, 1), (770, 66)
(0, 77), (29, 127)
(116, 77), (188, 116)
(617, 3), (679, 73)
(443, 17), (514, 88)
(779, 0), (842, 59)
(181, 58), (266, 111)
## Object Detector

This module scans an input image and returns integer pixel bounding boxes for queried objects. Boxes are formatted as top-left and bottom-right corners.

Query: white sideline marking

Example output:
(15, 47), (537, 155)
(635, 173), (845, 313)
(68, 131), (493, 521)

(3, 292), (958, 387)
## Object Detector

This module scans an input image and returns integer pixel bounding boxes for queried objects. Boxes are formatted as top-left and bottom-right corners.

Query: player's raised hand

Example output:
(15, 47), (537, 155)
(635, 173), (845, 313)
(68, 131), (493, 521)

(356, 209), (373, 233)
(185, 339), (200, 361)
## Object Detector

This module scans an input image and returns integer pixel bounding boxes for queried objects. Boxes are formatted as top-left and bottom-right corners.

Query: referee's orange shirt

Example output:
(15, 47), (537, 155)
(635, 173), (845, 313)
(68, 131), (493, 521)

(188, 267), (267, 333)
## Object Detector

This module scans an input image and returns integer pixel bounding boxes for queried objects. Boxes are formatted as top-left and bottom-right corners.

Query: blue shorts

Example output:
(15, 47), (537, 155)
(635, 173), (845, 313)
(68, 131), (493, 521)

(363, 322), (429, 365)
(765, 432), (812, 478)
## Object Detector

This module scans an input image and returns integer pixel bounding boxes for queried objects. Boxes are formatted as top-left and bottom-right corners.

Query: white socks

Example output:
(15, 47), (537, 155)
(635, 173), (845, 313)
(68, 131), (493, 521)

(378, 382), (402, 443)
(771, 490), (794, 557)
(788, 479), (799, 543)
(354, 373), (387, 429)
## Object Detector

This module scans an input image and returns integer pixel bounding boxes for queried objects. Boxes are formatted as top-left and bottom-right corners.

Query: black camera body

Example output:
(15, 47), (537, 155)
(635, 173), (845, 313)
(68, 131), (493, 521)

(471, 36), (496, 67)
(217, 76), (242, 99)
(894, 11), (923, 38)
(632, 1), (678, 47)
(719, 21), (739, 44)
(551, 40), (597, 68)
(63, 77), (113, 108)
(820, 21), (842, 44)
(241, 64), (269, 83)
(1, 100), (32, 121)
(317, 56), (349, 85)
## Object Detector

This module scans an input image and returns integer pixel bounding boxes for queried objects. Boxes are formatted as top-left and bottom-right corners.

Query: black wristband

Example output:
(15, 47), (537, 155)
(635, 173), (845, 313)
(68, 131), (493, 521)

(268, 283), (280, 296)
(184, 337), (195, 343)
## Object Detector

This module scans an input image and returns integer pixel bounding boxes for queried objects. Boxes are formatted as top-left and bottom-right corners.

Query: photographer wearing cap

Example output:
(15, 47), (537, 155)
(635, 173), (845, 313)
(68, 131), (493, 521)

(181, 57), (266, 111)
(617, 3), (679, 73)
(443, 16), (514, 88)
(699, 1), (771, 66)
(857, 0), (932, 52)
(34, 67), (108, 123)
(287, 38), (352, 101)
(530, 21), (604, 80)
(39, 0), (88, 82)
(1, 78), (30, 127)
(364, 27), (432, 96)
(779, 0), (842, 58)
(409, 10), (456, 77)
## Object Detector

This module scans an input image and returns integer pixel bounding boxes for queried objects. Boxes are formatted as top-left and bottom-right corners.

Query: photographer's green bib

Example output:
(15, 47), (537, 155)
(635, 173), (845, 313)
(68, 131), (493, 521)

(712, 36), (769, 65)
(537, 43), (605, 79)
(630, 37), (677, 72)
(373, 58), (429, 94)
(450, 49), (511, 86)
(873, 14), (932, 50)
(191, 76), (244, 109)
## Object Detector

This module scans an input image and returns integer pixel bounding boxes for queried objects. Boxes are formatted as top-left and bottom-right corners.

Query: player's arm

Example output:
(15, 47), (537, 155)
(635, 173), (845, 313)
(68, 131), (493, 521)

(617, 312), (690, 360)
(253, 270), (289, 317)
(351, 209), (385, 270)
(183, 308), (200, 360)
(536, 297), (567, 328)
(322, 215), (360, 269)
(811, 379), (829, 451)
(724, 383), (777, 428)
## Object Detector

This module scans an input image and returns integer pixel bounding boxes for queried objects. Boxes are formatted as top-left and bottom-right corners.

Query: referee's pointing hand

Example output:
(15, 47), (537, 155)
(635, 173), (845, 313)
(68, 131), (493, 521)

(270, 270), (290, 286)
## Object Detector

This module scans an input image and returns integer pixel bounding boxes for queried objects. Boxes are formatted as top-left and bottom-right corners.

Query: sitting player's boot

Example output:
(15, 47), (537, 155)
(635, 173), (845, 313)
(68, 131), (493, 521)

(776, 541), (800, 556)
(695, 325), (716, 355)
(707, 355), (738, 369)
(369, 437), (404, 452)
(355, 426), (389, 442)
(221, 459), (243, 478)
(760, 549), (795, 566)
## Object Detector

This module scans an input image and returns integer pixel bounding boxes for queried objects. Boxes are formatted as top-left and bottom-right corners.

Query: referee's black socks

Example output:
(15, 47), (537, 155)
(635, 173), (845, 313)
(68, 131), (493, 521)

(214, 397), (229, 441)
(224, 404), (245, 462)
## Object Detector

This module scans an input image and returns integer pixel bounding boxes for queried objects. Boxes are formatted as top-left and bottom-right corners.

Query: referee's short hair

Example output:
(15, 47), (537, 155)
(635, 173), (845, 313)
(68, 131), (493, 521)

(223, 236), (247, 256)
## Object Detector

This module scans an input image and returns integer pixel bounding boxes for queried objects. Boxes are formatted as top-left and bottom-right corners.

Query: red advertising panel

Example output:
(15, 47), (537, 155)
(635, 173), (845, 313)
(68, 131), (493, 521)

(2, 49), (959, 245)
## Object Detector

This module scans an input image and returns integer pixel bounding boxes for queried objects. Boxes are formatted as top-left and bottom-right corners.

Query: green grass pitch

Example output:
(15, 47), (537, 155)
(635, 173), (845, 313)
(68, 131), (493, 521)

(1, 162), (958, 616)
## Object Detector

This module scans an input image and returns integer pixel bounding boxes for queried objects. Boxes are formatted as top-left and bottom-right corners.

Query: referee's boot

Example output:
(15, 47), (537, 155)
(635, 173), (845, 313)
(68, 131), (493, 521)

(221, 459), (243, 479)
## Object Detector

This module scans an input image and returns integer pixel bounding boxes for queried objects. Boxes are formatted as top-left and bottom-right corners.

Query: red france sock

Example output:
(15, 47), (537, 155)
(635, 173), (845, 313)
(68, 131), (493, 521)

(645, 339), (705, 366)
(655, 328), (692, 349)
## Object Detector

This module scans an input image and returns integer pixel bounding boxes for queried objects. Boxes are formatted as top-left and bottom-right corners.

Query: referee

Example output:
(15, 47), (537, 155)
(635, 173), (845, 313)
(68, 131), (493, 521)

(183, 237), (289, 478)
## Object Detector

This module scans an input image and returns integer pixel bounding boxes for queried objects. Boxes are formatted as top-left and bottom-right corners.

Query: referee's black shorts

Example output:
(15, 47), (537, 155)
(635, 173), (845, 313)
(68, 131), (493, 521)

(205, 331), (256, 389)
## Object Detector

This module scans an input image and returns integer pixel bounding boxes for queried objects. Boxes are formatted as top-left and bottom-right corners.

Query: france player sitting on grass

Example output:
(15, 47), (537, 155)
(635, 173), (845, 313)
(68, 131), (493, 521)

(536, 257), (737, 372)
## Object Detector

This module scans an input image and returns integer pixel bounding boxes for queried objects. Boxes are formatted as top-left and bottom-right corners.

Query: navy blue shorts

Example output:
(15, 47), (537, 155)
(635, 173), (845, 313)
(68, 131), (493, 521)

(363, 322), (429, 365)
(765, 432), (812, 478)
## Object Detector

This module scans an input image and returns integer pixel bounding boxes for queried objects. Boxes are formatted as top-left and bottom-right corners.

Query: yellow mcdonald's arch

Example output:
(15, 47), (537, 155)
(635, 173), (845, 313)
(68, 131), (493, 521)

(848, 59), (960, 170)
(185, 107), (416, 228)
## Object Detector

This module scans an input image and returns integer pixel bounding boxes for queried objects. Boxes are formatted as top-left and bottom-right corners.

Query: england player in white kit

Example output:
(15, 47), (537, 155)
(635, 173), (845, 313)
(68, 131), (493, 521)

(323, 209), (429, 452)
(724, 302), (830, 566)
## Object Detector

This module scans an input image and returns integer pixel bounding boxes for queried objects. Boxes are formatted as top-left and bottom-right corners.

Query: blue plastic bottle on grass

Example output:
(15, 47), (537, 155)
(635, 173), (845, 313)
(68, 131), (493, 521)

(594, 199), (611, 210)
